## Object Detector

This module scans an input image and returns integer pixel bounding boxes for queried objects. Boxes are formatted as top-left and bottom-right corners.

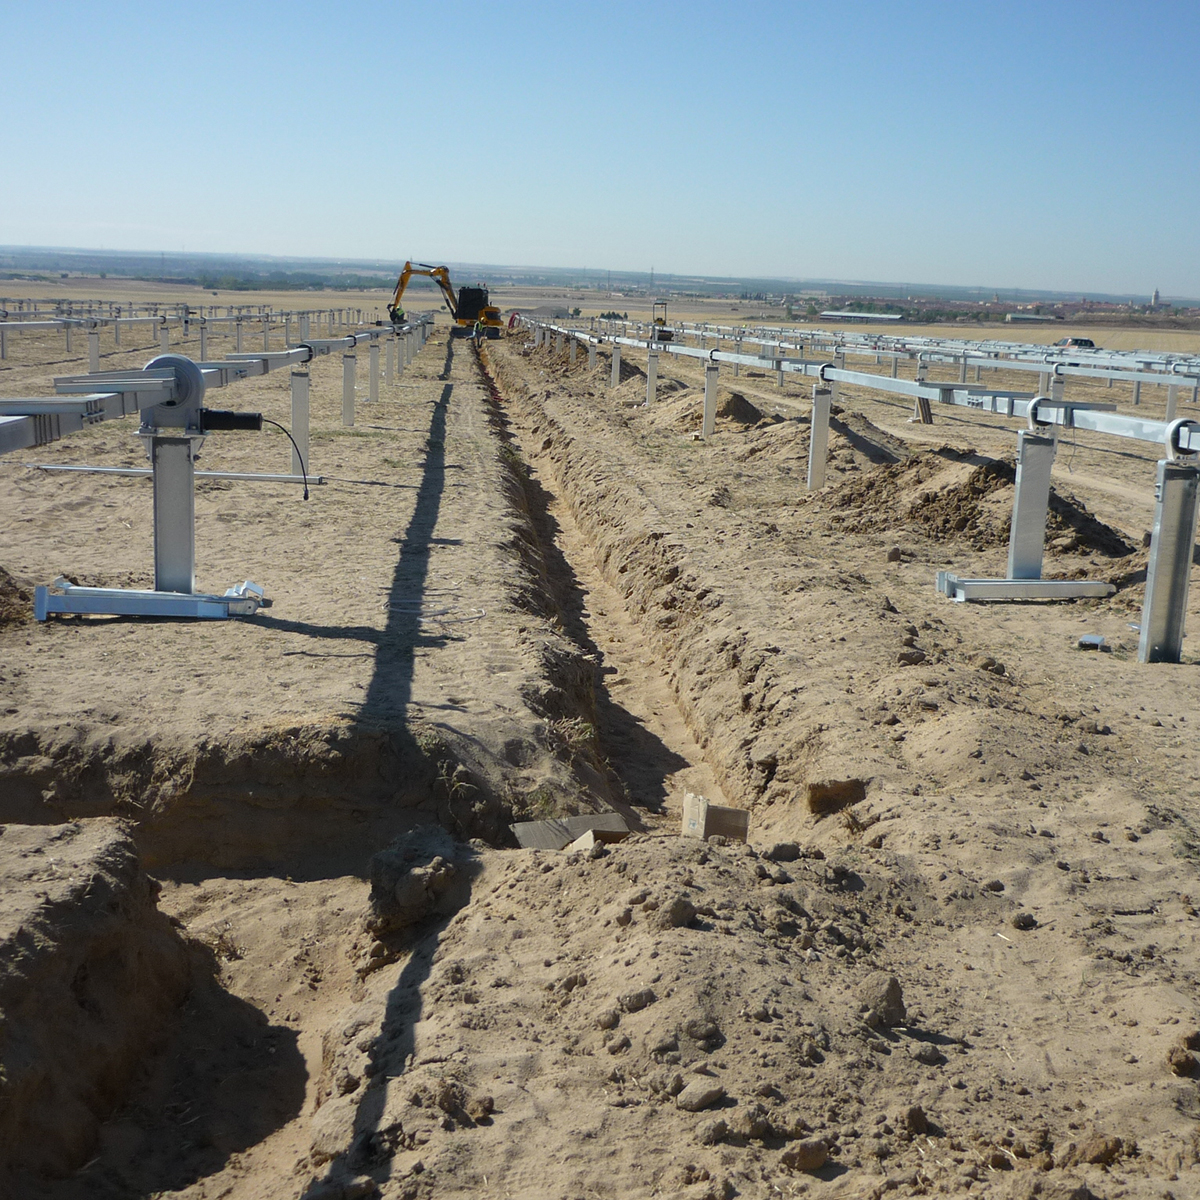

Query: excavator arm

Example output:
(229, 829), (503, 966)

(387, 261), (459, 327)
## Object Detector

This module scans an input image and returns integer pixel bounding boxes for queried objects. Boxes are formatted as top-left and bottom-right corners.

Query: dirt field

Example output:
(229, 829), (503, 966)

(2, 305), (1200, 1200)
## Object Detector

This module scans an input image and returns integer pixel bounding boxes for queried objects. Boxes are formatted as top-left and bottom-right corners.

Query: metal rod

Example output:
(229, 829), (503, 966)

(30, 464), (321, 484)
(1007, 432), (1057, 580)
(808, 386), (831, 490)
(342, 352), (355, 427)
(702, 361), (719, 439)
(291, 370), (310, 478)
(152, 436), (197, 593)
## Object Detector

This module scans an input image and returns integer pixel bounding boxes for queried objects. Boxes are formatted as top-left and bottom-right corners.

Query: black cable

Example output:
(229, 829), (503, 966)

(261, 417), (309, 499)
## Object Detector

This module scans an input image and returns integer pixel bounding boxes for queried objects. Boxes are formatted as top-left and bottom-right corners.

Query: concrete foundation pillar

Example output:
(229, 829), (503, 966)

(610, 343), (621, 388)
(88, 330), (100, 372)
(369, 341), (380, 402)
(647, 350), (659, 404)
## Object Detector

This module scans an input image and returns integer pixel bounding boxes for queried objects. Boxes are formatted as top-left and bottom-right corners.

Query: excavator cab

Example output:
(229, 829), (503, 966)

(455, 286), (489, 324)
(455, 286), (503, 339)
(651, 300), (673, 343)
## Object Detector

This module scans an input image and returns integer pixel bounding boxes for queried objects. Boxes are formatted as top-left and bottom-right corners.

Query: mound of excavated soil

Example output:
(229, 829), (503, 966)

(824, 449), (1134, 557)
(645, 389), (785, 436)
(299, 832), (1145, 1200)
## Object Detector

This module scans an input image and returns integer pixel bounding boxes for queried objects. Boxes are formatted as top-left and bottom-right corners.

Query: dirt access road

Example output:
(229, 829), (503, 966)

(1, 316), (1199, 1199)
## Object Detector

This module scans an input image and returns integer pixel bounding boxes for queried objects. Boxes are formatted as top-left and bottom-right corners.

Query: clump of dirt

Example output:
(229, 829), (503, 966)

(718, 392), (778, 427)
(828, 410), (910, 465)
(825, 450), (1134, 557)
(0, 565), (31, 626)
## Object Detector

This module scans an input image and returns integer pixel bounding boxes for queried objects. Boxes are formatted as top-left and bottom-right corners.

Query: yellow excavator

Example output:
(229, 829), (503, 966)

(387, 261), (503, 338)
(650, 299), (674, 343)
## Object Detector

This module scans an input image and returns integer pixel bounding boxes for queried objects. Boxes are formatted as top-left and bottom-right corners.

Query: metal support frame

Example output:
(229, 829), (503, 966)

(150, 432), (200, 592)
(29, 354), (268, 620)
(291, 369), (310, 478)
(36, 578), (265, 620)
(936, 423), (1113, 603)
(1007, 431), (1057, 580)
(937, 574), (1115, 602)
(808, 386), (831, 490)
(343, 352), (356, 427)
(520, 318), (1200, 657)
(702, 361), (719, 439)
(1138, 459), (1200, 663)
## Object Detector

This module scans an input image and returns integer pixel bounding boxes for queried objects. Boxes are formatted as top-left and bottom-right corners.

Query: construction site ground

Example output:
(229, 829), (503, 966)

(2, 311), (1200, 1200)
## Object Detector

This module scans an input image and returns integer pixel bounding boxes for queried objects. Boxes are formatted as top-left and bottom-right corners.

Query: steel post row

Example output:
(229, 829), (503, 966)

(3, 317), (430, 621)
(524, 316), (1200, 665)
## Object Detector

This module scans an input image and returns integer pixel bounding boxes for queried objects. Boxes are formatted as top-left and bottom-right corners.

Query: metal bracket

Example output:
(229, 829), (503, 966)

(35, 578), (267, 621)
(936, 573), (1115, 603)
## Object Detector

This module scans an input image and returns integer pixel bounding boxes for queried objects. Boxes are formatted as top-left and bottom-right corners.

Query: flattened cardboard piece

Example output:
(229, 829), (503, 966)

(566, 828), (631, 853)
(511, 812), (629, 851)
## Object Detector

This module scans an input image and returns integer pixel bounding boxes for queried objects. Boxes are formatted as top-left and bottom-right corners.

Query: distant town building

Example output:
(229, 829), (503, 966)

(1152, 288), (1161, 308)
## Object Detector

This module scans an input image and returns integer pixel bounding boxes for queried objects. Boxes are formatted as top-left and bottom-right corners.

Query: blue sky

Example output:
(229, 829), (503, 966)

(2, 0), (1197, 296)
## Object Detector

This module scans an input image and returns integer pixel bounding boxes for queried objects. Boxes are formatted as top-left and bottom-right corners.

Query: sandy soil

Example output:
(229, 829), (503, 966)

(2, 310), (1200, 1199)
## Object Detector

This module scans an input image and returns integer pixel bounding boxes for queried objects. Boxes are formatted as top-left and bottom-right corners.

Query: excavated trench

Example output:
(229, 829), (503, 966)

(0, 332), (727, 1196)
(6, 330), (1200, 1196)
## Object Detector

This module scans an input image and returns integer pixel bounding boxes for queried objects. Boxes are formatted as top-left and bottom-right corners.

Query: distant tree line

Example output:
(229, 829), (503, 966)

(191, 271), (390, 291)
